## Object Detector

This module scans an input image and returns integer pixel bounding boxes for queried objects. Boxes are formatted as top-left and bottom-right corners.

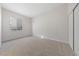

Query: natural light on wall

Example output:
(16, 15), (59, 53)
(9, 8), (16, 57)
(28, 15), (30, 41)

(9, 16), (22, 30)
(41, 35), (44, 39)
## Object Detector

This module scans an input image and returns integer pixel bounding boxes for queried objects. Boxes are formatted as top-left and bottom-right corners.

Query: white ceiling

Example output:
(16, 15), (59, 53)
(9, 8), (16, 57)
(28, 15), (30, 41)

(1, 3), (66, 18)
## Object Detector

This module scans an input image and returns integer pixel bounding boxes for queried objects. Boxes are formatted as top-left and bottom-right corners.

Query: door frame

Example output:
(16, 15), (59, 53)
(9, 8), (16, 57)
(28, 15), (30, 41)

(73, 3), (79, 51)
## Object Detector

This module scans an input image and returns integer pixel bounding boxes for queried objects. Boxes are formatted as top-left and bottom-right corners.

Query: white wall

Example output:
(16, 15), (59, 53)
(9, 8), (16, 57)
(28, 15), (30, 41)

(0, 4), (2, 46)
(74, 4), (79, 55)
(69, 12), (73, 50)
(33, 4), (68, 43)
(2, 8), (32, 42)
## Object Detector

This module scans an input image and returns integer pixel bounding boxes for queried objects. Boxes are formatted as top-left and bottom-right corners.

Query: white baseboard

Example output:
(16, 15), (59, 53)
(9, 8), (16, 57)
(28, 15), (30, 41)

(33, 35), (68, 44)
(44, 36), (68, 44)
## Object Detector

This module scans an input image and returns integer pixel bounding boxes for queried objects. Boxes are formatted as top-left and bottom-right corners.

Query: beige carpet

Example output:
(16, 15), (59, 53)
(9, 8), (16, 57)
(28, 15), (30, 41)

(0, 36), (73, 56)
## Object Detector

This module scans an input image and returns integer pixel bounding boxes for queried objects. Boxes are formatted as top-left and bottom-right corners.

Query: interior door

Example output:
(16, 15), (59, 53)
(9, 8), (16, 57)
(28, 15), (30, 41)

(74, 4), (79, 55)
